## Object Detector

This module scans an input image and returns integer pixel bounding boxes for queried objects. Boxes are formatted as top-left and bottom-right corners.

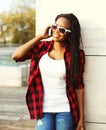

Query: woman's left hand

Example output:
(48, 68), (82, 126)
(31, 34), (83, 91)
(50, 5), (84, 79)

(76, 119), (86, 130)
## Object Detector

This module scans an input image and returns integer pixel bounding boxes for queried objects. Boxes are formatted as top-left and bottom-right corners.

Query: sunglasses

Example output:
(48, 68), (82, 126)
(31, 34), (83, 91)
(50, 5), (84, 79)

(52, 23), (71, 35)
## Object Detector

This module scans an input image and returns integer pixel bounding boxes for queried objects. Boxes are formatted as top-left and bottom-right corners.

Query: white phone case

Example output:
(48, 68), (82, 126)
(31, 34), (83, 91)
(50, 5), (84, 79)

(48, 28), (52, 36)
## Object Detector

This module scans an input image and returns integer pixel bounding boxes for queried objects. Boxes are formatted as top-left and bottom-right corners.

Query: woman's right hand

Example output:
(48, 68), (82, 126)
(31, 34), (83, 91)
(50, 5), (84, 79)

(39, 25), (52, 39)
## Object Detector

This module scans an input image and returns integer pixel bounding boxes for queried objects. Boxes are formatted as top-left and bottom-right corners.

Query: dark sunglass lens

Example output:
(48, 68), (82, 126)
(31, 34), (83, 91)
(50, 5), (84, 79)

(59, 28), (65, 34)
(52, 25), (57, 29)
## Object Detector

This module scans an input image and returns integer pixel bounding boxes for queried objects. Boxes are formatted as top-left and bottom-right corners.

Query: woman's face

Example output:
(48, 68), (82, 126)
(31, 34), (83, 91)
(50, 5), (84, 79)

(52, 17), (71, 43)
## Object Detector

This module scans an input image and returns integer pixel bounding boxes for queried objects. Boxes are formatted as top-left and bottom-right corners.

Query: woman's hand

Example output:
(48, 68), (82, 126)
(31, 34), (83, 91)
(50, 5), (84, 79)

(76, 119), (86, 130)
(40, 25), (52, 39)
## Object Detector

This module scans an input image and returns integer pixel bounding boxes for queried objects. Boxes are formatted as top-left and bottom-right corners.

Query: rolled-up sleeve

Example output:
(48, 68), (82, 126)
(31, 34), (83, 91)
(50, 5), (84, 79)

(16, 48), (34, 62)
(15, 41), (44, 62)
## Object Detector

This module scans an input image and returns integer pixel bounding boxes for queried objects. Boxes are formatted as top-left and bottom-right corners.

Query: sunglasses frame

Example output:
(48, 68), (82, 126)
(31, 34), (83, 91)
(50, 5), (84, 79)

(52, 23), (71, 34)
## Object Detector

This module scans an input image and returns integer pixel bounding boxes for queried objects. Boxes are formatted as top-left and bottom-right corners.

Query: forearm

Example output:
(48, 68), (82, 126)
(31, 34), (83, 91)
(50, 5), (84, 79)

(12, 35), (43, 61)
(75, 88), (84, 121)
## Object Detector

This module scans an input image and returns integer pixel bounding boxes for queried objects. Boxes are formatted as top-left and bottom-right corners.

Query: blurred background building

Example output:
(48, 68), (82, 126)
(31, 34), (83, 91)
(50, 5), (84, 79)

(0, 0), (35, 87)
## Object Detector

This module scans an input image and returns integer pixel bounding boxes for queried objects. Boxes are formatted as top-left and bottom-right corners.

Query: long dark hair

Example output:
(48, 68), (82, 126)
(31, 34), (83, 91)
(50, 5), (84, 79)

(55, 13), (82, 86)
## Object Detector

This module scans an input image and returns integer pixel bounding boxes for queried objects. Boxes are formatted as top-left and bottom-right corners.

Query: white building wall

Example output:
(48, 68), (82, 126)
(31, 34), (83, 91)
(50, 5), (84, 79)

(36, 0), (106, 129)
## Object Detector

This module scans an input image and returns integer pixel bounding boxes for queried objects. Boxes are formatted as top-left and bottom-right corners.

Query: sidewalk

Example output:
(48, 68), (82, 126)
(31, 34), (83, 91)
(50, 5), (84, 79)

(0, 86), (35, 130)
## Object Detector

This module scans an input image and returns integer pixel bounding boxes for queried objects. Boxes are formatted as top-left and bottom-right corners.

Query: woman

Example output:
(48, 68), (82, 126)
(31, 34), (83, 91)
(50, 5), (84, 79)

(12, 13), (85, 130)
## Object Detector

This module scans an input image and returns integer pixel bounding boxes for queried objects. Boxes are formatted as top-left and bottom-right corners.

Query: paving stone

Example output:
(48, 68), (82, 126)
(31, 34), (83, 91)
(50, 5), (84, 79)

(0, 87), (35, 130)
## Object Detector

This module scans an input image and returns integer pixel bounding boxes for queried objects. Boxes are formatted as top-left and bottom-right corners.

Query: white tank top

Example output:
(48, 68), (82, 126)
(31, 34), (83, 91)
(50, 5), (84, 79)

(39, 53), (70, 112)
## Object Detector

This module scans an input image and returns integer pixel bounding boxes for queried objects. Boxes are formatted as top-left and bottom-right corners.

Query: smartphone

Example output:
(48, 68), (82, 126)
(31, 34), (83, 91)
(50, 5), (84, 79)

(48, 28), (52, 36)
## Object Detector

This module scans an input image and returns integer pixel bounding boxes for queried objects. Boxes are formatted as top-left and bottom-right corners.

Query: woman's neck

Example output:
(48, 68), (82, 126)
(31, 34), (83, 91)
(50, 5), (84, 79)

(53, 42), (65, 52)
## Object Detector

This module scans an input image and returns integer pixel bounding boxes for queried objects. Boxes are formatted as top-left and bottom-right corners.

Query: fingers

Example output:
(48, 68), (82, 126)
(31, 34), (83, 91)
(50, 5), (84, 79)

(80, 126), (86, 130)
(76, 126), (86, 130)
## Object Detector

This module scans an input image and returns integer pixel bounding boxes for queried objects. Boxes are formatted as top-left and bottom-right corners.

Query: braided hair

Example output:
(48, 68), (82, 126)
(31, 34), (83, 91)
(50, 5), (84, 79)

(55, 13), (83, 86)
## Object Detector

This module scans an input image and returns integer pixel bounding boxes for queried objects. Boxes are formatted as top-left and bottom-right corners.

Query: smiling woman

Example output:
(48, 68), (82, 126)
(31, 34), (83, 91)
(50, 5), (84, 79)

(12, 13), (85, 130)
(0, 0), (13, 12)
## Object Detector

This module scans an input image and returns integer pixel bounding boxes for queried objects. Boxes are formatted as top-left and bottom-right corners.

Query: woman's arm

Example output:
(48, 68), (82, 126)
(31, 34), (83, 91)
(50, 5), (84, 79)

(12, 26), (51, 61)
(75, 88), (85, 130)
(12, 35), (42, 61)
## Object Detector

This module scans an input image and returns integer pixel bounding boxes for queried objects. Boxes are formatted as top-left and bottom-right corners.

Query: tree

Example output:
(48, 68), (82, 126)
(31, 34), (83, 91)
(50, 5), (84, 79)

(11, 8), (36, 44)
(0, 0), (36, 44)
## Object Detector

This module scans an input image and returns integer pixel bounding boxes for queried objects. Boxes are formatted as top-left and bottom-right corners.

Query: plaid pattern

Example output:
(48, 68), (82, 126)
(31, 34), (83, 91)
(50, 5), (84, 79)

(17, 40), (85, 124)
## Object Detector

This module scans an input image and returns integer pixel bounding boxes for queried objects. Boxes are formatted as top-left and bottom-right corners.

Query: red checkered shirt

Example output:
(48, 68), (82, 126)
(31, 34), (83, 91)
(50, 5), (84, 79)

(17, 40), (85, 124)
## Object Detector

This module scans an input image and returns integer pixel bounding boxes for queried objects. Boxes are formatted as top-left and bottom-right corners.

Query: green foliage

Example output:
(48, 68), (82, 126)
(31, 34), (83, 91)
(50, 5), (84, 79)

(11, 9), (36, 44)
(0, 1), (36, 44)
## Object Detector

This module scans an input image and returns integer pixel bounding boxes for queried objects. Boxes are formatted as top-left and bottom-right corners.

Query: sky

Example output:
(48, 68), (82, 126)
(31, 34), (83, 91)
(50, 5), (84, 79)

(0, 0), (35, 13)
(0, 0), (13, 12)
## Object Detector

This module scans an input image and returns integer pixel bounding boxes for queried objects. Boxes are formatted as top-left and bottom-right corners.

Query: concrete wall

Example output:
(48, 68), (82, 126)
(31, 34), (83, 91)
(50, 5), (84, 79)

(0, 65), (29, 87)
(36, 0), (106, 129)
(0, 48), (30, 87)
